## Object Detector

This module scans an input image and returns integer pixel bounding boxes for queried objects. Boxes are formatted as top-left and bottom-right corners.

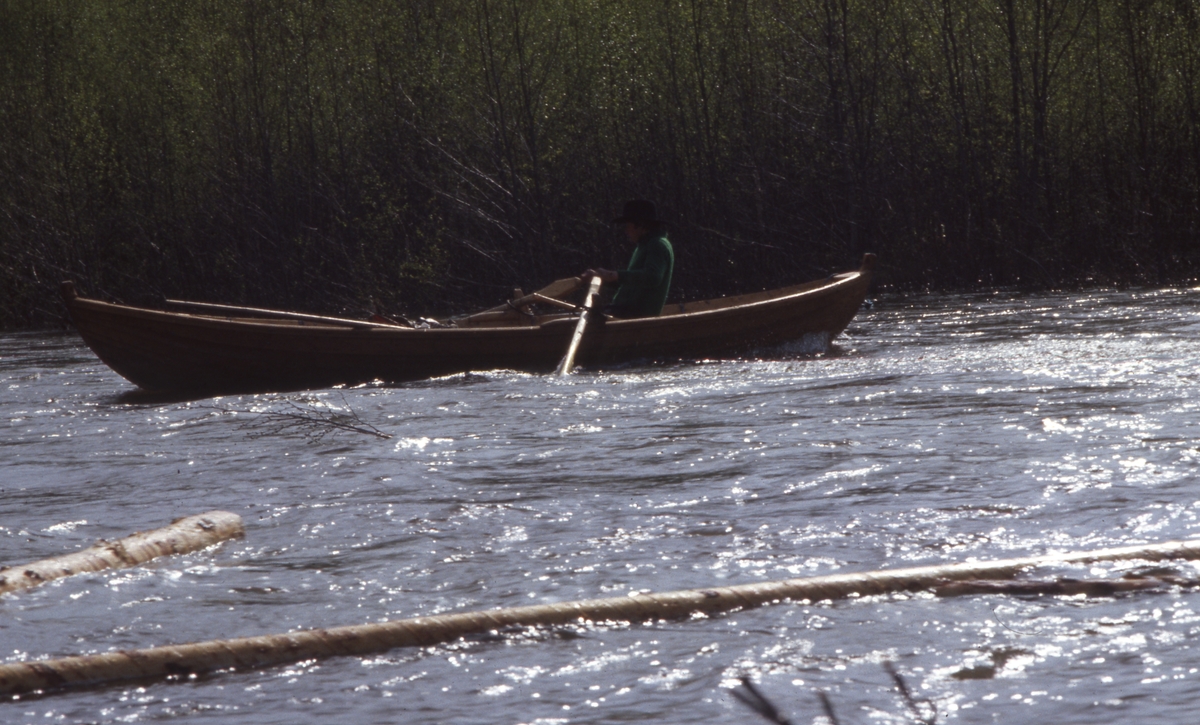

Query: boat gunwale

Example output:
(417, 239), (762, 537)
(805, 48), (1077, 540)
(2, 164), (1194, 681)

(64, 266), (869, 336)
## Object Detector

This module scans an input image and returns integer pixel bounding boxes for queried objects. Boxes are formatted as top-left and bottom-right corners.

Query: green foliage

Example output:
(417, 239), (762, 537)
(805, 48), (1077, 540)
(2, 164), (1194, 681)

(2, 0), (1198, 328)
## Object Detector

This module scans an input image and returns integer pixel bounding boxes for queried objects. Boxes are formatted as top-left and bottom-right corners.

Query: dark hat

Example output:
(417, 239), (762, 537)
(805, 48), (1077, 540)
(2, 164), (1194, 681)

(611, 199), (661, 225)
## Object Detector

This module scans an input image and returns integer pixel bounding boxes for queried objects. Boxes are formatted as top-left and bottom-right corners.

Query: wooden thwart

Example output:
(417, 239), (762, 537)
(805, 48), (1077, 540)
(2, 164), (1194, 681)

(2, 537), (1198, 697)
(0, 511), (244, 597)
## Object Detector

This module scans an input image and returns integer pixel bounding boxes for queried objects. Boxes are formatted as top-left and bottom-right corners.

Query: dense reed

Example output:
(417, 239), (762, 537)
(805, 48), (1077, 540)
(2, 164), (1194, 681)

(2, 0), (1198, 329)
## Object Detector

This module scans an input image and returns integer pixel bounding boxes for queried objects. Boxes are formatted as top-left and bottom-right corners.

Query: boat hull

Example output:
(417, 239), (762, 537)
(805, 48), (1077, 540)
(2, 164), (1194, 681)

(63, 255), (875, 394)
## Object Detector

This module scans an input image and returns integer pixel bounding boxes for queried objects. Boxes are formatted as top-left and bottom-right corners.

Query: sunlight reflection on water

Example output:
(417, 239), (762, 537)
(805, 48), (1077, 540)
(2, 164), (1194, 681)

(2, 287), (1200, 723)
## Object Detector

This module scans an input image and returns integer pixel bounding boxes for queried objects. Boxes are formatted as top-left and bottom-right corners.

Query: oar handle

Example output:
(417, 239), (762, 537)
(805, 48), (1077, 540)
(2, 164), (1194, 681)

(556, 275), (604, 375)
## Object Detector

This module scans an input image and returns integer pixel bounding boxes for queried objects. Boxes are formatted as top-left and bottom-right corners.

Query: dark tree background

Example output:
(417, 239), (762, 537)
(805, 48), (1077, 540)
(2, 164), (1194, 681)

(2, 0), (1198, 328)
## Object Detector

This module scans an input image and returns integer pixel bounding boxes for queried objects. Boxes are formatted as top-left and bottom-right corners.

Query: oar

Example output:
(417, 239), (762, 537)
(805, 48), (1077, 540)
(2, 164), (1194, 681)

(555, 275), (604, 375)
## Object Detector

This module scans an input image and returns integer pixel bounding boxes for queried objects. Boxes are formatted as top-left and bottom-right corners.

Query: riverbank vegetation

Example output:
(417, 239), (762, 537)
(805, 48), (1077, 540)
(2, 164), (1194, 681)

(2, 0), (1199, 328)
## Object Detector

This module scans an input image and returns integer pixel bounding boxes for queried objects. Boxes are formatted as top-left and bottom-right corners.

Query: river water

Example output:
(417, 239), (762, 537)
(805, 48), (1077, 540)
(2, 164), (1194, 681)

(3, 287), (1200, 724)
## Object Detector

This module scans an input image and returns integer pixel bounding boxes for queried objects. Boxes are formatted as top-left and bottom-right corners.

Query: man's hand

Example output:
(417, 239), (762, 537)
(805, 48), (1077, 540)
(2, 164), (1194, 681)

(584, 268), (619, 284)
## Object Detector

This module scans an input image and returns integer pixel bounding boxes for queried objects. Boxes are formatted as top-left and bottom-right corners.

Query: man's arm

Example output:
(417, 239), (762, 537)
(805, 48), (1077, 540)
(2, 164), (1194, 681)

(584, 268), (619, 284)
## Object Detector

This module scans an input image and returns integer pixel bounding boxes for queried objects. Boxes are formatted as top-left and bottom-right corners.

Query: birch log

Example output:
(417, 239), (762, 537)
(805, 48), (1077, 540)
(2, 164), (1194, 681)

(2, 537), (1198, 696)
(0, 511), (244, 596)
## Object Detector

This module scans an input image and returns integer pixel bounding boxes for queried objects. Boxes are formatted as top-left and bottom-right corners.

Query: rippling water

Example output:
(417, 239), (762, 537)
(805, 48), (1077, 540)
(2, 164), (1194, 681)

(3, 287), (1200, 724)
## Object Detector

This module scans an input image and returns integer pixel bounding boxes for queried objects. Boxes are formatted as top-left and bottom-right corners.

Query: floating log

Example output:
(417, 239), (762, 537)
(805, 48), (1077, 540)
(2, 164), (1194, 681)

(2, 537), (1198, 697)
(0, 511), (244, 597)
(932, 575), (1198, 598)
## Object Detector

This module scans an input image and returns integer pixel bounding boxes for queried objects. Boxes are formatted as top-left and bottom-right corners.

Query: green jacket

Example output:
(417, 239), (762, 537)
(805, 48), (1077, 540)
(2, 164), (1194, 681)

(610, 229), (674, 317)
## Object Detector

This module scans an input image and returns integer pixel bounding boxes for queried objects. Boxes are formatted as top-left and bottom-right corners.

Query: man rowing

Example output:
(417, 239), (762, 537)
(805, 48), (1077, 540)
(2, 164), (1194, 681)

(584, 199), (674, 318)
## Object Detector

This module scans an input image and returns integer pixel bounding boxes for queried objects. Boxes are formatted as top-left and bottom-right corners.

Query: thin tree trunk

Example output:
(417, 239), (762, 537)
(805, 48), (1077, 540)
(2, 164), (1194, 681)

(3, 536), (1198, 696)
(0, 511), (244, 596)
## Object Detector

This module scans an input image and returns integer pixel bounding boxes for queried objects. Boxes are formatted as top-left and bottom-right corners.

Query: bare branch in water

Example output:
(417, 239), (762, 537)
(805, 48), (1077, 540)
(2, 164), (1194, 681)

(884, 661), (938, 725)
(203, 394), (392, 441)
(816, 691), (841, 725)
(731, 665), (939, 725)
(731, 677), (795, 725)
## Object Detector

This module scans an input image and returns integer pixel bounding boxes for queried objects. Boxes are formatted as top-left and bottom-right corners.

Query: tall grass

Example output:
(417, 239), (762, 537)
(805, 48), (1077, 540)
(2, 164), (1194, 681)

(2, 0), (1198, 328)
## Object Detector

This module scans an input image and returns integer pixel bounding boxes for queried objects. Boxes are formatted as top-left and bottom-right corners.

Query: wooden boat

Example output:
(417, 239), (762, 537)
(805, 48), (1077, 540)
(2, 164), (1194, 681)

(61, 253), (875, 395)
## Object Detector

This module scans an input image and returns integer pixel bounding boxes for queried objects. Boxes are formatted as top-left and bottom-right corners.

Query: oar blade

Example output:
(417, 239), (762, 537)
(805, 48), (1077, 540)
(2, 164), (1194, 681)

(556, 276), (604, 375)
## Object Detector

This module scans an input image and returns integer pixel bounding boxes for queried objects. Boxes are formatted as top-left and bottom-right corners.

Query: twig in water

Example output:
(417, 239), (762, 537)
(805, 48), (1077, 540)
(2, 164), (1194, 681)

(884, 661), (937, 725)
(731, 676), (795, 725)
(205, 395), (392, 442)
(816, 690), (841, 725)
(993, 603), (1045, 636)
